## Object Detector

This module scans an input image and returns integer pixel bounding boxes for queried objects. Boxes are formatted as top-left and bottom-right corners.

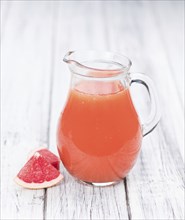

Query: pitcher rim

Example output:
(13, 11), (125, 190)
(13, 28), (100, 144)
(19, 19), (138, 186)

(63, 50), (132, 78)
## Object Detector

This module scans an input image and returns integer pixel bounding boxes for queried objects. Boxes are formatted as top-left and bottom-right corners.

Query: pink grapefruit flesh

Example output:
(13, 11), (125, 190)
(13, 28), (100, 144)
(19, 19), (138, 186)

(28, 147), (60, 170)
(15, 152), (63, 189)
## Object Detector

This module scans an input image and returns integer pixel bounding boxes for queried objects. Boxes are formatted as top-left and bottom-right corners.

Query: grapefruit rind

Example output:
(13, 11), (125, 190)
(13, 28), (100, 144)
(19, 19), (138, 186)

(14, 173), (63, 189)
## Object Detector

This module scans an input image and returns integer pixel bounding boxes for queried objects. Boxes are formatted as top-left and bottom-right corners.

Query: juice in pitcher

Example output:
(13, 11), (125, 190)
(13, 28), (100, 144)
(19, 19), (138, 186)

(57, 80), (142, 184)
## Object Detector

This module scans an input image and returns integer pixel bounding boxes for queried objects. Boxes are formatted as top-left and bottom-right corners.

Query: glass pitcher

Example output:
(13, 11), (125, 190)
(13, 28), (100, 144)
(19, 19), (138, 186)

(57, 51), (160, 186)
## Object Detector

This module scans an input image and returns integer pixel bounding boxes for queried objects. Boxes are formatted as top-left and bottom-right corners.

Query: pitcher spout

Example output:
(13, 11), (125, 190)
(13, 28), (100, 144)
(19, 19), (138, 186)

(63, 51), (75, 63)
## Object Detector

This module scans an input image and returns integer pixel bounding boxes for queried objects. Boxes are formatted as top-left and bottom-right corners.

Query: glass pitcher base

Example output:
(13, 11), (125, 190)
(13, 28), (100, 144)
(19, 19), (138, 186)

(78, 179), (121, 187)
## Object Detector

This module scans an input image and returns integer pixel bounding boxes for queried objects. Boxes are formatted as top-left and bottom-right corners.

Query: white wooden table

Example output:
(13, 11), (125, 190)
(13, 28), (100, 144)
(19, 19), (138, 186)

(1, 1), (184, 219)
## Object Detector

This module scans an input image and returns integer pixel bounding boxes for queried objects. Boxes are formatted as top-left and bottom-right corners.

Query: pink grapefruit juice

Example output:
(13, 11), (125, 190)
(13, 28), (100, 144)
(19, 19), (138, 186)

(57, 81), (142, 183)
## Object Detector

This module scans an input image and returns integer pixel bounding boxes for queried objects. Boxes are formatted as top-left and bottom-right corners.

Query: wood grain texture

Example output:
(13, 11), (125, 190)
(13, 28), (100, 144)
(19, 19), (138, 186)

(1, 1), (54, 219)
(1, 1), (184, 220)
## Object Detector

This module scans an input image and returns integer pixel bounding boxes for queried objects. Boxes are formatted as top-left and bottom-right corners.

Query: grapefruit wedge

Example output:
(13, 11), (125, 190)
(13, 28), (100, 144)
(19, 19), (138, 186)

(15, 152), (63, 189)
(28, 147), (60, 170)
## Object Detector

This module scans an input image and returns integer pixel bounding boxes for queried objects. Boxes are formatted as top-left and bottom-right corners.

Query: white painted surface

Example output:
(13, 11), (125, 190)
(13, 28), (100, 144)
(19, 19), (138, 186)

(1, 1), (184, 220)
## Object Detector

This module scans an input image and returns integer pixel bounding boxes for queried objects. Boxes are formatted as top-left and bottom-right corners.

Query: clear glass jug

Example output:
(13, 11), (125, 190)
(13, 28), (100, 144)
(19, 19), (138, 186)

(57, 51), (160, 186)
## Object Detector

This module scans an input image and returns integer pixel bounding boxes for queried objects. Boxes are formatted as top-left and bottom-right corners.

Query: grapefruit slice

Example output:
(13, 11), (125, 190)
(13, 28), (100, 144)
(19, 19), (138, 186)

(15, 152), (63, 189)
(28, 147), (60, 170)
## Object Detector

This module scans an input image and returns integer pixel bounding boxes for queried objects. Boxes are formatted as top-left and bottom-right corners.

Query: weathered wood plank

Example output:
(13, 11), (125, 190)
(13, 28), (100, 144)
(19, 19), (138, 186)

(45, 1), (129, 219)
(127, 129), (184, 220)
(151, 1), (184, 107)
(105, 1), (184, 219)
(1, 1), (55, 219)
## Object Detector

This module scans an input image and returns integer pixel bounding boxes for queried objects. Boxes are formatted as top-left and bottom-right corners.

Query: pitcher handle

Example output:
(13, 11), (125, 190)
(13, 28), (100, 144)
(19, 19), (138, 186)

(130, 73), (161, 136)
